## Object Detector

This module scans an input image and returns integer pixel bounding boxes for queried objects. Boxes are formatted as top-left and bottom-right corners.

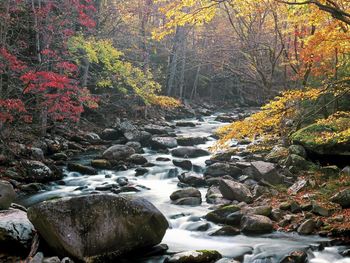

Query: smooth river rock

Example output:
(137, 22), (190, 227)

(27, 194), (168, 262)
(171, 147), (210, 158)
(102, 144), (135, 161)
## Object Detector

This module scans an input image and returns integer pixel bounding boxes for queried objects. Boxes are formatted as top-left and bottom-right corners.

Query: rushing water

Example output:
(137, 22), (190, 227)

(19, 114), (350, 263)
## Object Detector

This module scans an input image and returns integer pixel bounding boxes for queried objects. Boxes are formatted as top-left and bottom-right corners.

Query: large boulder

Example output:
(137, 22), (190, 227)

(150, 137), (178, 150)
(0, 181), (16, 210)
(0, 209), (35, 252)
(219, 179), (253, 203)
(27, 194), (168, 261)
(250, 161), (284, 185)
(102, 145), (135, 161)
(331, 188), (350, 208)
(290, 120), (350, 156)
(204, 163), (242, 178)
(240, 215), (273, 234)
(171, 147), (210, 158)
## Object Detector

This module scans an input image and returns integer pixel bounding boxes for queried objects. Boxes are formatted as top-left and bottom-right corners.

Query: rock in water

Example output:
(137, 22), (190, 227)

(170, 188), (202, 206)
(165, 250), (222, 263)
(0, 209), (35, 252)
(150, 137), (178, 150)
(0, 181), (16, 210)
(171, 147), (210, 158)
(102, 145), (135, 161)
(27, 194), (168, 261)
(204, 163), (242, 178)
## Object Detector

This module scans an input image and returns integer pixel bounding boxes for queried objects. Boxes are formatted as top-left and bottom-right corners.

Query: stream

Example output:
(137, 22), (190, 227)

(19, 113), (350, 263)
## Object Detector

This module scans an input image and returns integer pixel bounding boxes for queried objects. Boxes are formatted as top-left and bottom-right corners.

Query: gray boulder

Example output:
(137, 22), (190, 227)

(170, 188), (202, 206)
(171, 147), (210, 158)
(102, 145), (135, 161)
(67, 163), (97, 175)
(240, 215), (273, 234)
(219, 179), (253, 203)
(128, 154), (148, 165)
(22, 160), (59, 183)
(331, 188), (350, 208)
(150, 137), (178, 150)
(178, 172), (206, 187)
(27, 194), (168, 261)
(205, 205), (241, 225)
(170, 187), (201, 200)
(250, 161), (284, 185)
(173, 160), (193, 170)
(144, 124), (171, 135)
(297, 219), (315, 235)
(100, 128), (121, 140)
(0, 181), (16, 210)
(204, 163), (242, 178)
(176, 137), (207, 146)
(0, 209), (35, 251)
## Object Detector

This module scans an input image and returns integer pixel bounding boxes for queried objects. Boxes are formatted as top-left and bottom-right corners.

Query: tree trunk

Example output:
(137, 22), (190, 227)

(178, 35), (186, 100)
(191, 65), (201, 100)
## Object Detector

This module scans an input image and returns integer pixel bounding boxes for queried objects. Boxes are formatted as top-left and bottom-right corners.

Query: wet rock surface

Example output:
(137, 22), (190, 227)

(27, 194), (168, 261)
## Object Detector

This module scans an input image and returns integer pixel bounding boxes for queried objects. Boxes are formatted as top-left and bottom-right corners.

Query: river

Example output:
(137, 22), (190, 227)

(19, 113), (350, 263)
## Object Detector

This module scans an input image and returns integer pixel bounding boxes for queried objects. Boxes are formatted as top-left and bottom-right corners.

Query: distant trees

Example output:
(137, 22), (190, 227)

(0, 0), (179, 133)
(154, 0), (350, 146)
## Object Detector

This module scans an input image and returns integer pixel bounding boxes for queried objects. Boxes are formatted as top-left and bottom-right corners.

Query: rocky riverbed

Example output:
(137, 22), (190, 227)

(0, 107), (350, 263)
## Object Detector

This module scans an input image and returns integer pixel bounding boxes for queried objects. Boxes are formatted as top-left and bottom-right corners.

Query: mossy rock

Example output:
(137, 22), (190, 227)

(290, 121), (350, 156)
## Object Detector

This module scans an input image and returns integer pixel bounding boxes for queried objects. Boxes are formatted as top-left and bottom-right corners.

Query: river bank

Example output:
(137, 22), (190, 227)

(0, 104), (349, 263)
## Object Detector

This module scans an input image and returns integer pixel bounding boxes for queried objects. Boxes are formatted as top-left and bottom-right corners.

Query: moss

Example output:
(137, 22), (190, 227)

(291, 123), (336, 147)
(290, 119), (350, 155)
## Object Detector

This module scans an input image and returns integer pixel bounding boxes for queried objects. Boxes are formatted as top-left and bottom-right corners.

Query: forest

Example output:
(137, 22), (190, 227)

(0, 0), (349, 263)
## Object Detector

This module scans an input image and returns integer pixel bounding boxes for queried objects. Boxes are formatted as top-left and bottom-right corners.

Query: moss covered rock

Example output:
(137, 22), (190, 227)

(291, 121), (350, 156)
